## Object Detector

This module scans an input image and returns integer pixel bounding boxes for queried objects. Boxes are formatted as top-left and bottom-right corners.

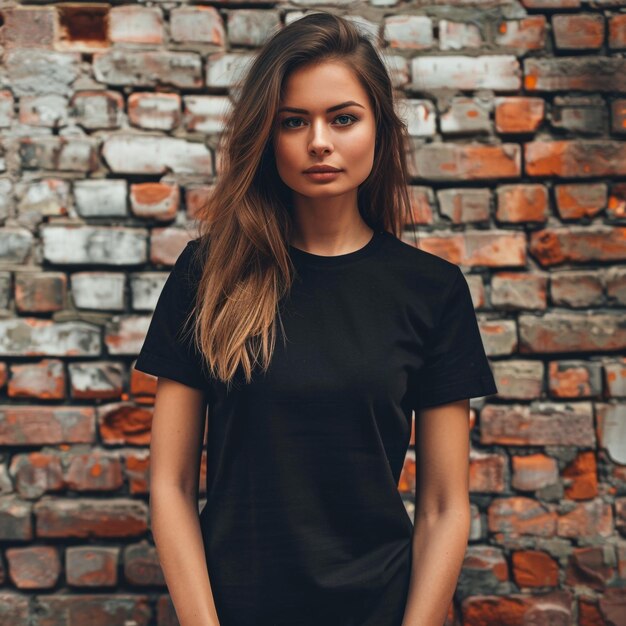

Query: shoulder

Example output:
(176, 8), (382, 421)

(379, 231), (462, 294)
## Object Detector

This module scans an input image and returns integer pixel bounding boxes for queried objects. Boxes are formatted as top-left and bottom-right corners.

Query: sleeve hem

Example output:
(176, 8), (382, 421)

(418, 374), (498, 410)
(134, 349), (206, 391)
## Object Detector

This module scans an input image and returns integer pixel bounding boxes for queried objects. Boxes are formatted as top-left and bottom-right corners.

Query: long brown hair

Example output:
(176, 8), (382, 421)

(187, 11), (418, 389)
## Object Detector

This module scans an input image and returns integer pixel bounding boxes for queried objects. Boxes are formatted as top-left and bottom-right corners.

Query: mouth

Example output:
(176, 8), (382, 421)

(303, 170), (342, 181)
(303, 166), (343, 173)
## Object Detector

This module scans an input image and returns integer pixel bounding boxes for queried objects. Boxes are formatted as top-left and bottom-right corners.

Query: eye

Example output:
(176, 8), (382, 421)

(334, 114), (357, 126)
(281, 117), (305, 129)
(280, 113), (358, 129)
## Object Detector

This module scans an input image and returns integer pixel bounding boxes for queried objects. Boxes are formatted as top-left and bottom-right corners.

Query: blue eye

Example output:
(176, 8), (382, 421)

(335, 114), (356, 125)
(280, 114), (358, 129)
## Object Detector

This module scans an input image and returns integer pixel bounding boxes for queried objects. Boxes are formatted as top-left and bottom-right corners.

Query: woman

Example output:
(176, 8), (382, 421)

(135, 12), (498, 626)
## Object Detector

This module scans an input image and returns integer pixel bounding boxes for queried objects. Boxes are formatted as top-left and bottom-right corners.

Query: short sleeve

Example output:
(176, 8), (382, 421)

(415, 265), (498, 410)
(134, 240), (208, 390)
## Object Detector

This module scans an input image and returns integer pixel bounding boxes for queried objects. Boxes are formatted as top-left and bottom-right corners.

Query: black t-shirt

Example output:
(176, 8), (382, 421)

(134, 229), (498, 626)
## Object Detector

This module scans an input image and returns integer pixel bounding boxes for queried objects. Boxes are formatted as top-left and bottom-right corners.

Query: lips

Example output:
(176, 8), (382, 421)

(303, 166), (342, 173)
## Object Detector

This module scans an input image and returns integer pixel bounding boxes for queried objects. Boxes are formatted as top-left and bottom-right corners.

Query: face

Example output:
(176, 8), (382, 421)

(271, 61), (377, 204)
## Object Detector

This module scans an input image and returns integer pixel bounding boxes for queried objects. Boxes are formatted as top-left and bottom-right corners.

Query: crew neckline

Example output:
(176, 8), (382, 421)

(288, 229), (386, 268)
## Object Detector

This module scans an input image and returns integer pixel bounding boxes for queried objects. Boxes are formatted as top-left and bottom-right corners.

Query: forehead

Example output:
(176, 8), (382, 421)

(280, 61), (369, 106)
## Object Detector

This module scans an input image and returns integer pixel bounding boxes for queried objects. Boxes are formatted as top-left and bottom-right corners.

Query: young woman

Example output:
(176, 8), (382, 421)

(135, 12), (498, 626)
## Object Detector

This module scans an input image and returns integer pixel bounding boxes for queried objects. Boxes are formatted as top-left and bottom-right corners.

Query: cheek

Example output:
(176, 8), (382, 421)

(344, 126), (375, 158)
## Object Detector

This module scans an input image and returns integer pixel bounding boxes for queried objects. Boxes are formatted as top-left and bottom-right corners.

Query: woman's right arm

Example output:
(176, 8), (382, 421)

(149, 376), (222, 626)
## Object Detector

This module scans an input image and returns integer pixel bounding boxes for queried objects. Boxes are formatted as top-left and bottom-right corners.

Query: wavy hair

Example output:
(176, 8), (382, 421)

(187, 11), (418, 389)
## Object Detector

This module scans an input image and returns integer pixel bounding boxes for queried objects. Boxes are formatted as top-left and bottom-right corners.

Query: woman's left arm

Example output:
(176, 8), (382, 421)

(400, 397), (473, 626)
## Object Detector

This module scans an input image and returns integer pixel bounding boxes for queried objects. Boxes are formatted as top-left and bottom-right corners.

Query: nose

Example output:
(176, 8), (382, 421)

(308, 119), (333, 155)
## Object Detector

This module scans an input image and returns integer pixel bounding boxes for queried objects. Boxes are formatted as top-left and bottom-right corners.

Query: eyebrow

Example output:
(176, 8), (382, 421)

(276, 100), (365, 114)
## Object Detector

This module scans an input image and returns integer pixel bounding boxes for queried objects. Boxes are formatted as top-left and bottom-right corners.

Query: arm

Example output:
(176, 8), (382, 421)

(400, 398), (472, 626)
(149, 376), (222, 626)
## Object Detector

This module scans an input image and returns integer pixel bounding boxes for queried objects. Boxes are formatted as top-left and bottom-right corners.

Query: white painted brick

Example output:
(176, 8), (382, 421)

(41, 226), (147, 265)
(4, 49), (80, 97)
(71, 273), (126, 310)
(102, 134), (212, 175)
(183, 95), (233, 133)
(412, 55), (521, 91)
(397, 99), (436, 137)
(0, 319), (101, 356)
(130, 273), (169, 310)
(73, 179), (128, 218)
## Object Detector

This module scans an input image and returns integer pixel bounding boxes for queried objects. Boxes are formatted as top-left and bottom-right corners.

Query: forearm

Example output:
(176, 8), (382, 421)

(150, 487), (221, 626)
(400, 508), (471, 626)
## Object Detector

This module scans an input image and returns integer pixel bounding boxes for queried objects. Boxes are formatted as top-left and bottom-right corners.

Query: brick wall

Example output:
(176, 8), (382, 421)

(0, 1), (625, 624)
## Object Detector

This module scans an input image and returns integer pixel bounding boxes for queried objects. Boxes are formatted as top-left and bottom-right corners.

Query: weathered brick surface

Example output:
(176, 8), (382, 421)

(0, 0), (624, 620)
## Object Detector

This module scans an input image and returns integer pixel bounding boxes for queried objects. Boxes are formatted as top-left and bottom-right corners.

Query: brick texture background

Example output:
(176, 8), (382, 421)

(0, 0), (625, 624)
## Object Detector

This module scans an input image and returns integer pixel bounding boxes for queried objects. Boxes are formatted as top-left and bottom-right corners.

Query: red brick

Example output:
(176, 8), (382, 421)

(520, 311), (626, 352)
(0, 6), (56, 48)
(549, 360), (602, 399)
(124, 450), (150, 495)
(69, 361), (124, 400)
(462, 546), (509, 586)
(184, 184), (214, 219)
(56, 4), (109, 52)
(8, 359), (66, 400)
(0, 496), (33, 540)
(480, 402), (594, 446)
(491, 272), (548, 310)
(34, 497), (149, 538)
(65, 450), (124, 491)
(552, 14), (605, 50)
(496, 184), (548, 223)
(495, 16), (547, 50)
(608, 183), (626, 220)
(578, 596), (604, 624)
(104, 315), (151, 356)
(412, 142), (521, 181)
(416, 230), (526, 267)
(511, 454), (558, 491)
(5, 546), (60, 589)
(554, 183), (607, 219)
(66, 546), (119, 587)
(124, 542), (165, 586)
(609, 14), (626, 49)
(130, 366), (157, 403)
(525, 140), (626, 178)
(524, 57), (626, 92)
(512, 550), (559, 587)
(464, 592), (573, 625)
(10, 451), (65, 499)
(150, 227), (196, 265)
(0, 406), (95, 445)
(0, 592), (29, 623)
(489, 497), (557, 537)
(565, 546), (613, 590)
(469, 452), (506, 493)
(495, 97), (544, 134)
(407, 186), (435, 224)
(436, 188), (491, 224)
(563, 451), (598, 500)
(14, 271), (66, 313)
(550, 272), (604, 308)
(521, 0), (580, 7)
(558, 499), (613, 538)
(34, 594), (151, 624)
(130, 183), (179, 221)
(97, 402), (153, 445)
(611, 99), (626, 134)
(529, 226), (626, 265)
